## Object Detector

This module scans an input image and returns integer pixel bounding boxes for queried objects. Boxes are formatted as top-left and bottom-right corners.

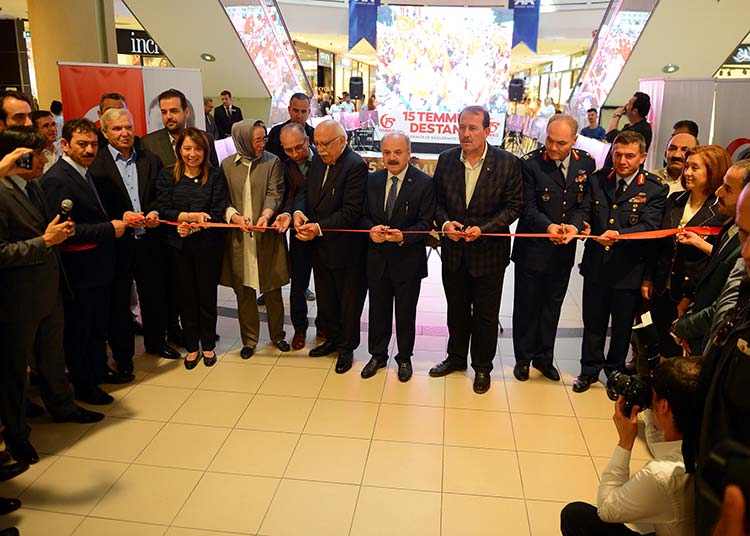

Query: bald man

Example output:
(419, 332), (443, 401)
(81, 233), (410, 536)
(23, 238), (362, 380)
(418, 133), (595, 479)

(294, 119), (368, 374)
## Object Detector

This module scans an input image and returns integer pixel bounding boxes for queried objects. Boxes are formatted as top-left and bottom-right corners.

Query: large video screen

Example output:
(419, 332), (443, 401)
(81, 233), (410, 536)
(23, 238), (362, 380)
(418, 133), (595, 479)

(375, 6), (513, 145)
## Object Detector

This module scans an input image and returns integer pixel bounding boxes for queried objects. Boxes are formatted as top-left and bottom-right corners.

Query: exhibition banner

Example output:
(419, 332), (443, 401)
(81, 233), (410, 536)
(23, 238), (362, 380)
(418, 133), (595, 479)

(349, 0), (380, 50)
(510, 0), (540, 53)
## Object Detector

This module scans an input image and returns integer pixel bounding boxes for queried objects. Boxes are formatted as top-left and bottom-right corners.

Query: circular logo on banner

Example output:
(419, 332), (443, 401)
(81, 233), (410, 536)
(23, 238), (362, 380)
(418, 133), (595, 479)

(489, 121), (500, 134)
(380, 114), (396, 129)
(727, 138), (750, 162)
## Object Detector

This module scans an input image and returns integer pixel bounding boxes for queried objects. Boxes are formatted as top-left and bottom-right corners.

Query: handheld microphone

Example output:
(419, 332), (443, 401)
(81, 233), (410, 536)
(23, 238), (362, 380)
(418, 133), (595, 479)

(58, 199), (73, 221)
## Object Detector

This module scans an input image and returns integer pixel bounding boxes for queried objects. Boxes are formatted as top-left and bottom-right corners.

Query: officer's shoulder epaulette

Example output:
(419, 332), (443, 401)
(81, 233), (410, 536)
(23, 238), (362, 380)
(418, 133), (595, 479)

(522, 146), (546, 161)
(571, 148), (593, 161)
(643, 170), (666, 186)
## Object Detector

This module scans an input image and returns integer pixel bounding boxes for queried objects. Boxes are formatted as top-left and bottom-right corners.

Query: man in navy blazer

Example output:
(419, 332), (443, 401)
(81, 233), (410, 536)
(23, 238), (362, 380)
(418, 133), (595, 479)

(41, 118), (128, 406)
(213, 90), (243, 139)
(359, 132), (435, 382)
(429, 106), (524, 394)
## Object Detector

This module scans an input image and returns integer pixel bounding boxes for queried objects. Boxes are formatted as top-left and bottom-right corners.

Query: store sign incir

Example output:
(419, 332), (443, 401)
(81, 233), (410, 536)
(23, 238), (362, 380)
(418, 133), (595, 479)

(116, 29), (162, 56)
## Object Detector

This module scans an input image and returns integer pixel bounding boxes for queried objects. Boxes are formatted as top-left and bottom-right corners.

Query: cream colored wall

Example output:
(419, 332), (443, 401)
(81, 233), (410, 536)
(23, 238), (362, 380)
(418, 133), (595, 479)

(28, 0), (117, 108)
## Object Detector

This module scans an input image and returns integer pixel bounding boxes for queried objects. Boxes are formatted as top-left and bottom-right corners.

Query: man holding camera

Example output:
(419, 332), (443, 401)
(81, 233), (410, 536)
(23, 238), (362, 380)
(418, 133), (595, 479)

(561, 357), (700, 535)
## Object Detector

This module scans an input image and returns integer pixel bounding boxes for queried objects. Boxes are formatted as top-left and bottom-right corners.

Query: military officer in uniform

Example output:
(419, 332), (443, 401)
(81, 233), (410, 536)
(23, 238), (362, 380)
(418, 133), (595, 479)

(573, 130), (667, 393)
(511, 115), (596, 382)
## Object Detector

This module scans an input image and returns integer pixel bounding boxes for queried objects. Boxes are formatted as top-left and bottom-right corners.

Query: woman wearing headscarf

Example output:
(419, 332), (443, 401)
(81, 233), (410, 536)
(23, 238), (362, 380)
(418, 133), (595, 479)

(220, 119), (290, 359)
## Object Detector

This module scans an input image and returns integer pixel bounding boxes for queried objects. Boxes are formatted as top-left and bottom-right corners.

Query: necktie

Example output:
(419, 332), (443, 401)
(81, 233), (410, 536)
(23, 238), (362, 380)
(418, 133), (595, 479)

(321, 165), (330, 188)
(171, 137), (177, 156)
(385, 176), (398, 220)
(25, 181), (44, 216)
(226, 106), (231, 118)
(85, 171), (106, 214)
(616, 179), (627, 198)
(558, 161), (566, 182)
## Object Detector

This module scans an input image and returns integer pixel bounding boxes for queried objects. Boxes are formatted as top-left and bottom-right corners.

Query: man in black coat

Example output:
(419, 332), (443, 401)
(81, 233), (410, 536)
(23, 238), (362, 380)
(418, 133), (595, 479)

(41, 118), (129, 406)
(573, 131), (667, 393)
(359, 132), (435, 382)
(429, 106), (524, 394)
(90, 108), (181, 376)
(265, 93), (315, 160)
(294, 119), (368, 374)
(213, 90), (243, 139)
(511, 115), (596, 383)
(0, 127), (104, 466)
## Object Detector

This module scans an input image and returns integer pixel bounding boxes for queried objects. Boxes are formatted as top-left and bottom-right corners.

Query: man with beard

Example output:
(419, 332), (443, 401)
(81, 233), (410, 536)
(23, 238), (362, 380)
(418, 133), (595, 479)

(651, 133), (698, 194)
(294, 119), (368, 374)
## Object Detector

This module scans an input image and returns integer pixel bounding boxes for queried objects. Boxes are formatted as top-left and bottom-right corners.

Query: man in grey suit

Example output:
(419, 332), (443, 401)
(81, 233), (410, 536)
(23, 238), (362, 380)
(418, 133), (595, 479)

(0, 127), (104, 466)
(141, 88), (219, 168)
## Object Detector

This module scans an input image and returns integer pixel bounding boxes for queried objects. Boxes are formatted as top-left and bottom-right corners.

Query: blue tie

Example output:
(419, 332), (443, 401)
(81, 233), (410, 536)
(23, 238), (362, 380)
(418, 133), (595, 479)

(385, 176), (398, 221)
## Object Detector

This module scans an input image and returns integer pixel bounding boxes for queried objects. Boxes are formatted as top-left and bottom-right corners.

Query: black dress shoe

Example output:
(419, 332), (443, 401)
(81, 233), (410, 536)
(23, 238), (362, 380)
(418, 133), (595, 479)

(25, 400), (45, 419)
(473, 371), (491, 394)
(0, 462), (28, 482)
(397, 361), (413, 382)
(202, 352), (217, 367)
(0, 526), (19, 535)
(309, 340), (336, 358)
(0, 450), (10, 466)
(118, 362), (135, 376)
(275, 340), (291, 352)
(361, 357), (387, 379)
(0, 498), (21, 516)
(335, 352), (354, 374)
(572, 374), (598, 393)
(52, 406), (104, 424)
(513, 363), (530, 382)
(257, 293), (266, 306)
(240, 346), (255, 360)
(184, 353), (201, 370)
(305, 288), (316, 301)
(99, 367), (135, 385)
(75, 385), (114, 406)
(428, 358), (467, 377)
(146, 343), (181, 360)
(7, 440), (38, 465)
(534, 363), (560, 382)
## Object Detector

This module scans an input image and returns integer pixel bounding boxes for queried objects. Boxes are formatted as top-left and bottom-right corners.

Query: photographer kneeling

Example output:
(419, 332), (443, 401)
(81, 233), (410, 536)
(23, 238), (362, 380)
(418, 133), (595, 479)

(561, 356), (701, 536)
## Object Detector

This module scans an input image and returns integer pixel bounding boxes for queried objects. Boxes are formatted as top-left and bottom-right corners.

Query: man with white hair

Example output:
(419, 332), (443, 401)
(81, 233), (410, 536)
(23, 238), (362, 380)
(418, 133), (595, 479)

(294, 119), (368, 374)
(90, 107), (180, 379)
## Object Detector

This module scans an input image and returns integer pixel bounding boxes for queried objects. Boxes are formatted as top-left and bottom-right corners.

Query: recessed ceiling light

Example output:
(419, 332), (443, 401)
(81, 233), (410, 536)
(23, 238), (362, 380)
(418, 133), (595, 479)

(552, 49), (560, 53)
(662, 63), (679, 74)
(200, 53), (216, 62)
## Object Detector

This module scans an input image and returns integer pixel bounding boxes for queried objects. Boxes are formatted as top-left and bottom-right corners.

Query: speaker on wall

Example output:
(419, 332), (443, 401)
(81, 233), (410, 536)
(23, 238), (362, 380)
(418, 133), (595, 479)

(508, 78), (524, 103)
(349, 76), (364, 100)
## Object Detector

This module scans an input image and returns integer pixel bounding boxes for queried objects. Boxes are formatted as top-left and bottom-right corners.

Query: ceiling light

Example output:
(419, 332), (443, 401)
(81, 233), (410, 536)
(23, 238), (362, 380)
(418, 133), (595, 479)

(200, 53), (216, 62)
(662, 64), (679, 74)
(551, 49), (560, 53)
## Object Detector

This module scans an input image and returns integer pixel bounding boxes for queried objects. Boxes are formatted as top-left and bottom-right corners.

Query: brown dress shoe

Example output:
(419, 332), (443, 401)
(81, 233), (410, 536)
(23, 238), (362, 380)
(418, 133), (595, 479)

(292, 333), (306, 350)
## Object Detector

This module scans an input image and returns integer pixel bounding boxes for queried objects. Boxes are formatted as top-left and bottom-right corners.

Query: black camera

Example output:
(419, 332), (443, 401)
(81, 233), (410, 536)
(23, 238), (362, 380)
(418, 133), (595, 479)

(698, 440), (750, 528)
(606, 315), (661, 416)
(15, 152), (33, 170)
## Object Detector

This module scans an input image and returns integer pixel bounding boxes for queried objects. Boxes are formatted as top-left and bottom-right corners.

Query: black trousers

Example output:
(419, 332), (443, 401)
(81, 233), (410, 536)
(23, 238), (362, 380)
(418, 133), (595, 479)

(581, 278), (641, 377)
(64, 285), (111, 390)
(289, 233), (315, 334)
(442, 263), (504, 373)
(561, 502), (645, 536)
(512, 263), (571, 367)
(172, 239), (223, 353)
(650, 290), (683, 358)
(313, 262), (367, 353)
(0, 294), (77, 443)
(368, 276), (422, 362)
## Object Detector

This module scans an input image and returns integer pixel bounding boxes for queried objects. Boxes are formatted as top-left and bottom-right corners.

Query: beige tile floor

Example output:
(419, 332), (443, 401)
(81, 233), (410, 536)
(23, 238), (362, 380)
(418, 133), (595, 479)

(0, 257), (651, 535)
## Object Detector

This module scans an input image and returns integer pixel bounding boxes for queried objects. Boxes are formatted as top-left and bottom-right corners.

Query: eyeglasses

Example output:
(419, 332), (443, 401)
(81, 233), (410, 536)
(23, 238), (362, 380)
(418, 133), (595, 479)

(283, 142), (308, 154)
(314, 136), (342, 150)
(252, 136), (268, 144)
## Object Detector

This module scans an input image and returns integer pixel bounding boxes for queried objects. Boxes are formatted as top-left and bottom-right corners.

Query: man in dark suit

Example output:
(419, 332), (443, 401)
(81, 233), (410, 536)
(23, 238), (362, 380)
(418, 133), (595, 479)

(213, 90), (243, 139)
(573, 131), (668, 393)
(41, 118), (129, 406)
(204, 97), (216, 138)
(294, 119), (368, 374)
(90, 108), (180, 376)
(265, 93), (315, 160)
(359, 132), (435, 382)
(141, 88), (219, 168)
(511, 115), (596, 382)
(0, 127), (104, 466)
(672, 161), (748, 352)
(429, 105), (524, 394)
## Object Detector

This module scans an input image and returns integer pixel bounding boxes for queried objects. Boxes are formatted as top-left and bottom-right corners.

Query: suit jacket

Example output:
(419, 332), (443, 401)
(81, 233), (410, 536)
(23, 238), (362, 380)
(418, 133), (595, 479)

(645, 191), (725, 299)
(40, 158), (116, 290)
(579, 168), (668, 289)
(205, 112), (216, 138)
(433, 144), (523, 277)
(511, 147), (596, 273)
(266, 120), (315, 161)
(0, 177), (63, 322)
(359, 165), (436, 282)
(89, 144), (164, 274)
(294, 145), (368, 269)
(213, 105), (243, 139)
(140, 128), (219, 169)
